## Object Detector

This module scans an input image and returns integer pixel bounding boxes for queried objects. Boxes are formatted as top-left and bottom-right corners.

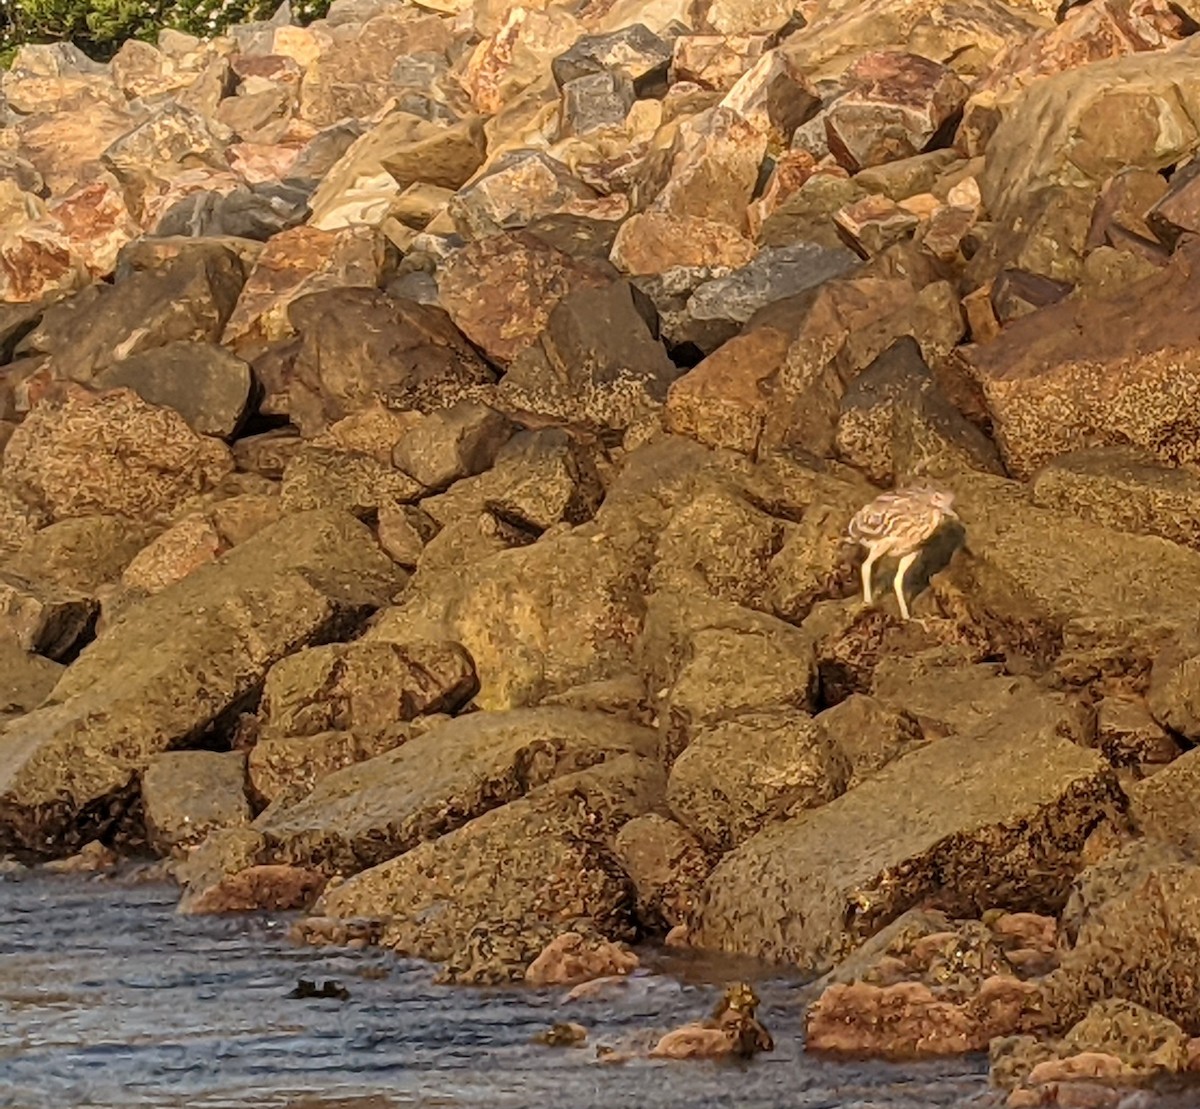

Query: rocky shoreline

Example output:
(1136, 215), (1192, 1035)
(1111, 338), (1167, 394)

(5, 0), (1200, 1102)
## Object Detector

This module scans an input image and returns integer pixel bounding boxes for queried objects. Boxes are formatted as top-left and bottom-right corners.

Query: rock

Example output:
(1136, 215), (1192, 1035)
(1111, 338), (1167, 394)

(19, 245), (246, 383)
(1094, 697), (1180, 769)
(184, 863), (327, 914)
(1125, 748), (1200, 856)
(668, 710), (849, 852)
(524, 930), (639, 986)
(419, 427), (602, 531)
(251, 708), (656, 873)
(376, 504), (440, 569)
(612, 813), (712, 931)
(435, 230), (615, 367)
(248, 728), (413, 808)
(720, 49), (820, 147)
(0, 570), (98, 659)
(497, 281), (679, 434)
(3, 387), (233, 523)
(1031, 447), (1200, 549)
(663, 326), (791, 454)
(449, 148), (615, 240)
(318, 753), (662, 983)
(826, 52), (969, 173)
(551, 24), (672, 94)
(259, 640), (477, 739)
(670, 35), (771, 93)
(815, 694), (924, 789)
(93, 341), (253, 440)
(391, 403), (515, 492)
(674, 242), (860, 353)
(0, 489), (49, 559)
(559, 71), (637, 138)
(42, 840), (120, 875)
(835, 336), (1003, 485)
(284, 287), (496, 436)
(691, 723), (1117, 973)
(155, 181), (311, 242)
(0, 643), (62, 720)
(0, 510), (402, 858)
(141, 750), (250, 856)
(834, 194), (921, 257)
(1, 515), (152, 594)
(639, 592), (818, 759)
(652, 107), (767, 232)
(808, 975), (1042, 1058)
(280, 447), (423, 517)
(980, 44), (1200, 224)
(609, 212), (756, 276)
(120, 515), (225, 595)
(651, 982), (774, 1059)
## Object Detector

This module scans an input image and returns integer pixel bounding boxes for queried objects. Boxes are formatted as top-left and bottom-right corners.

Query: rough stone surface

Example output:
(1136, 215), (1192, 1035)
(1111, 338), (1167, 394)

(142, 750), (250, 856)
(0, 511), (401, 857)
(692, 725), (1117, 973)
(612, 812), (712, 931)
(391, 403), (515, 492)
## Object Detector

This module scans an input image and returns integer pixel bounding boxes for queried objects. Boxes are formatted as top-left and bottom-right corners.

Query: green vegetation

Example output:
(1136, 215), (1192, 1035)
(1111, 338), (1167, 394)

(0, 0), (332, 63)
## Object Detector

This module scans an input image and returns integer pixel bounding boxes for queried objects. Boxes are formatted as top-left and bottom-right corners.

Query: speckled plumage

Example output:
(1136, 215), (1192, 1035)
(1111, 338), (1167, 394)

(847, 485), (959, 619)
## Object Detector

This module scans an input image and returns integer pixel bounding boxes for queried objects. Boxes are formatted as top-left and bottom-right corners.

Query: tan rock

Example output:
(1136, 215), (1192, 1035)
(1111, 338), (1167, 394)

(121, 513), (226, 594)
(610, 211), (756, 275)
(524, 930), (639, 986)
(3, 387), (233, 523)
(142, 750), (250, 855)
(670, 34), (771, 92)
(248, 729), (413, 808)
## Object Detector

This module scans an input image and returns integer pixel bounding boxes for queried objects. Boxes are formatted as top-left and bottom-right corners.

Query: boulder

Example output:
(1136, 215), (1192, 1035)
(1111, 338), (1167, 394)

(814, 693), (924, 788)
(317, 753), (663, 982)
(284, 287), (496, 436)
(141, 750), (250, 855)
(691, 723), (1117, 972)
(1125, 748), (1200, 857)
(435, 230), (615, 367)
(612, 812), (713, 931)
(252, 708), (656, 873)
(609, 212), (757, 276)
(391, 403), (515, 492)
(93, 341), (254, 440)
(0, 642), (62, 722)
(667, 710), (849, 852)
(279, 447), (423, 517)
(247, 728), (414, 808)
(496, 281), (679, 434)
(121, 514), (225, 596)
(0, 510), (402, 857)
(2, 387), (233, 523)
(966, 241), (1200, 477)
(524, 930), (639, 986)
(551, 24), (672, 94)
(259, 640), (477, 738)
(0, 515), (153, 594)
(0, 570), (97, 660)
(559, 71), (637, 138)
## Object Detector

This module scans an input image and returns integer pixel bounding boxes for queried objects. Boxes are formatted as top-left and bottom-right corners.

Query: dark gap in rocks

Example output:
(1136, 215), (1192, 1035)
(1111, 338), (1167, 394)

(666, 341), (707, 370)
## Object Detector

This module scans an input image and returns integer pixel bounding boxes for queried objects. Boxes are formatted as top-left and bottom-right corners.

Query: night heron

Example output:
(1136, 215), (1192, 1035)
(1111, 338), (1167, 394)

(847, 485), (959, 620)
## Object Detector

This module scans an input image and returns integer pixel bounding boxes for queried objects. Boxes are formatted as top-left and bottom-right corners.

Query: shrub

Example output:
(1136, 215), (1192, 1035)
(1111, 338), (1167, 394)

(0, 0), (332, 64)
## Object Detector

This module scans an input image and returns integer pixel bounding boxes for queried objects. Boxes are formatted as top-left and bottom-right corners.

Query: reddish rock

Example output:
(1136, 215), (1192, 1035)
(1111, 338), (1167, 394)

(826, 52), (969, 174)
(834, 194), (920, 257)
(524, 930), (639, 986)
(435, 230), (613, 366)
(664, 326), (790, 454)
(613, 813), (713, 930)
(807, 976), (1042, 1057)
(183, 864), (327, 914)
(121, 513), (227, 595)
(967, 238), (1200, 477)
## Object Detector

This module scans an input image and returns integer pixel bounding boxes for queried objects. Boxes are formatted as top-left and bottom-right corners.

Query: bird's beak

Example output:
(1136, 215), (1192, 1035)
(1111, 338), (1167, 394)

(944, 507), (960, 521)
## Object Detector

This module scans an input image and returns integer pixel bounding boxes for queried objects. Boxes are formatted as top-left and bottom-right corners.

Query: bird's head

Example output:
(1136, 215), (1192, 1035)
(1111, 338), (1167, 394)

(927, 487), (958, 521)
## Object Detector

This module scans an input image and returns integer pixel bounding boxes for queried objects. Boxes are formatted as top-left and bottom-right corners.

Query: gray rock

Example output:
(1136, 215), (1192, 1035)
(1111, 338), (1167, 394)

(142, 750), (250, 855)
(95, 340), (254, 440)
(153, 181), (312, 241)
(559, 71), (636, 138)
(692, 722), (1118, 973)
(0, 510), (402, 858)
(391, 403), (515, 492)
(551, 24), (672, 95)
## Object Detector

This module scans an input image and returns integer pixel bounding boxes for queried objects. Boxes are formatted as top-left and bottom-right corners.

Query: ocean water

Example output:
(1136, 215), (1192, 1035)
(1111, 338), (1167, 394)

(0, 870), (1003, 1109)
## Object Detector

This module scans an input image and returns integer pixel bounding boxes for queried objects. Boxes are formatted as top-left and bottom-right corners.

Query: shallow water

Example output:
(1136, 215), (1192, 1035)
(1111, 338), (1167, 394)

(0, 871), (1005, 1109)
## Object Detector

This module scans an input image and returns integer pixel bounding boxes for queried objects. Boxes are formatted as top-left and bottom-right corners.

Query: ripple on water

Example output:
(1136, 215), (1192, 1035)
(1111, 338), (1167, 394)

(0, 872), (1000, 1109)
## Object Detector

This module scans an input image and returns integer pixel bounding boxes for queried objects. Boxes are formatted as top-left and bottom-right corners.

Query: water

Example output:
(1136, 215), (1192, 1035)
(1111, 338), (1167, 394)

(0, 870), (1000, 1109)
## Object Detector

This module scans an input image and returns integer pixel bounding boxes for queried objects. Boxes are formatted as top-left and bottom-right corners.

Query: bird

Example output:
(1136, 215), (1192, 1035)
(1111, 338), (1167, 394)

(846, 485), (959, 620)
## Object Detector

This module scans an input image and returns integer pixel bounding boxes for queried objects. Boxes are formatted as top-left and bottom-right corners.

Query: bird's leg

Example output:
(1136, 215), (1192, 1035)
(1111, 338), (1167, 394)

(860, 549), (878, 606)
(893, 551), (918, 620)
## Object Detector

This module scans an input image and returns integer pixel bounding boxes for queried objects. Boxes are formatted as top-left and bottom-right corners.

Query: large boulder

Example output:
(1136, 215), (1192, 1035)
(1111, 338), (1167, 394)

(0, 510), (402, 857)
(966, 240), (1200, 478)
(691, 722), (1118, 973)
(2, 387), (233, 522)
(317, 753), (663, 983)
(250, 708), (657, 873)
(141, 750), (250, 856)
